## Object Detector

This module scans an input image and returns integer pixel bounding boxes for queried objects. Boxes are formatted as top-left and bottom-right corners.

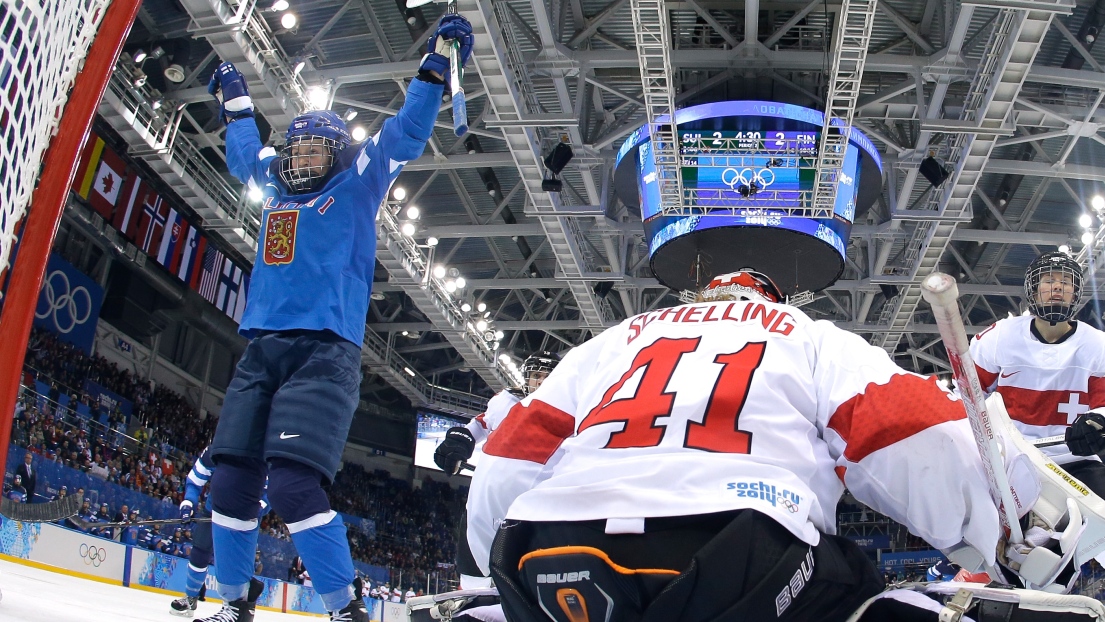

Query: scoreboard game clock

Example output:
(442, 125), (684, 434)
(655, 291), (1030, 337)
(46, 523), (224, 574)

(614, 101), (882, 294)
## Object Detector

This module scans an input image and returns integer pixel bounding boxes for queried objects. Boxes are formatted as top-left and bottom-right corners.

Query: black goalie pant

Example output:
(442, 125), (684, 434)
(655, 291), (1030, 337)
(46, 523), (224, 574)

(489, 509), (884, 622)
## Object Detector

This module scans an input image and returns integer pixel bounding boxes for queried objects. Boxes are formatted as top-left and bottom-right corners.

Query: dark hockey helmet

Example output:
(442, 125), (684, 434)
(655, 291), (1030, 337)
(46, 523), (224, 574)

(1024, 251), (1083, 323)
(521, 351), (560, 395)
(698, 269), (783, 304)
(279, 110), (351, 194)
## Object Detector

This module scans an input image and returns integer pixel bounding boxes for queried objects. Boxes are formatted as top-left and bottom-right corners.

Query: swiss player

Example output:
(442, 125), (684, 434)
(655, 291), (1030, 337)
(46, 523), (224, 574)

(198, 14), (473, 622)
(970, 251), (1105, 492)
(464, 270), (1093, 622)
(435, 352), (561, 590)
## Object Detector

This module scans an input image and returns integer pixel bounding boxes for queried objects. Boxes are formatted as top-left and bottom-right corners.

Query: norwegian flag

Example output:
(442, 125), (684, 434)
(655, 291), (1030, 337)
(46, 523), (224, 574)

(138, 194), (170, 255)
(197, 246), (225, 303)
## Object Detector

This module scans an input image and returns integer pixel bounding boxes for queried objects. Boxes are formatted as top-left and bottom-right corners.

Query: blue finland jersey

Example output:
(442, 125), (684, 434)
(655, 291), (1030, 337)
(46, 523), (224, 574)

(225, 78), (444, 345)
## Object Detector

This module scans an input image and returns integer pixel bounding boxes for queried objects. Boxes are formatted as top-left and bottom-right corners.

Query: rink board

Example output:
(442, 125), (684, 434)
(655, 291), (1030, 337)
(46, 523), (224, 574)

(0, 515), (396, 618)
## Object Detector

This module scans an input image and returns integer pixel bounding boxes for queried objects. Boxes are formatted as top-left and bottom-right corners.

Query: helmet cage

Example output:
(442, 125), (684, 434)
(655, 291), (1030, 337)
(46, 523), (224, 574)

(699, 270), (783, 304)
(279, 135), (341, 194)
(1024, 252), (1083, 323)
(521, 352), (559, 395)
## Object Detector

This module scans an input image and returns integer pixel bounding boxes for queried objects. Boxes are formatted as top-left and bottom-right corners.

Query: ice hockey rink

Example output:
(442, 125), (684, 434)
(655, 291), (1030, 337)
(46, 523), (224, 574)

(0, 558), (303, 621)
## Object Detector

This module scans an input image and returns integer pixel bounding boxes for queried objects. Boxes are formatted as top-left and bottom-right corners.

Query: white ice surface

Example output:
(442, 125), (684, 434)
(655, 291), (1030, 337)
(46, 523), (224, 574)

(0, 558), (306, 621)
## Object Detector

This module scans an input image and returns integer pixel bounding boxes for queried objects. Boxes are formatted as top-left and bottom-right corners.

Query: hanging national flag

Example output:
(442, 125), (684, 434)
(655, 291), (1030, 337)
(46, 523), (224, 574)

(88, 146), (126, 220)
(215, 260), (243, 315)
(139, 195), (170, 255)
(113, 173), (150, 242)
(178, 226), (205, 285)
(166, 218), (191, 275)
(198, 246), (225, 303)
(232, 272), (250, 323)
(155, 208), (181, 267)
(72, 132), (105, 199)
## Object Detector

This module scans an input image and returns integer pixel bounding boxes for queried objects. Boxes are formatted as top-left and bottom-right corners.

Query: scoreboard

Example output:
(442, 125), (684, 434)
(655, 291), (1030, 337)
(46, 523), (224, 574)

(613, 100), (882, 294)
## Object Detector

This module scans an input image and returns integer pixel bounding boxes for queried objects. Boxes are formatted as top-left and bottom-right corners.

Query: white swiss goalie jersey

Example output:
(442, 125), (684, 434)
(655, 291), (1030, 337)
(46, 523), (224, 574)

(467, 300), (1012, 576)
(970, 315), (1105, 454)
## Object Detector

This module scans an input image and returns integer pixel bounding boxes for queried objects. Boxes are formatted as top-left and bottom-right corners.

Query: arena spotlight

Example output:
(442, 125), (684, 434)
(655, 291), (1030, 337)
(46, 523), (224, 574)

(461, 302), (472, 312)
(306, 86), (327, 110)
(426, 237), (439, 247)
(433, 264), (447, 279)
(455, 277), (466, 289)
(1093, 195), (1105, 212)
(271, 0), (290, 10)
(292, 60), (307, 78)
(541, 142), (573, 193)
(406, 206), (420, 220)
(133, 48), (148, 63)
(351, 126), (366, 142)
(401, 222), (416, 236)
(1083, 231), (1095, 245)
(164, 64), (186, 83)
(393, 187), (407, 201)
(248, 186), (264, 202)
(280, 12), (298, 29)
(1059, 244), (1071, 255)
(1080, 213), (1093, 229)
(343, 107), (358, 121)
(477, 302), (487, 313)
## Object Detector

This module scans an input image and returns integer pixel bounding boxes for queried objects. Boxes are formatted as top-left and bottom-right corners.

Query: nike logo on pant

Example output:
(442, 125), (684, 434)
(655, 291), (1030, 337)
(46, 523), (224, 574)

(279, 432), (300, 439)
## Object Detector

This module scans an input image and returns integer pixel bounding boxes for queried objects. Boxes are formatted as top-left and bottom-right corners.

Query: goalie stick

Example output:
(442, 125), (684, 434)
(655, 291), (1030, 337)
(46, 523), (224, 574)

(921, 272), (1025, 551)
(922, 272), (1105, 574)
(406, 0), (468, 136)
(69, 515), (212, 531)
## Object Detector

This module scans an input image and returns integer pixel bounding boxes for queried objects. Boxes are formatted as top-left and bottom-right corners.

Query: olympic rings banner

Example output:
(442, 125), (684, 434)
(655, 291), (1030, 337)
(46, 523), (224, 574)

(33, 254), (104, 355)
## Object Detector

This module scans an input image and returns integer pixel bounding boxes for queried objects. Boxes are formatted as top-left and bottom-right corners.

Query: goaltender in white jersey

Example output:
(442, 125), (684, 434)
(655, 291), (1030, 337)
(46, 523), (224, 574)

(465, 270), (1056, 622)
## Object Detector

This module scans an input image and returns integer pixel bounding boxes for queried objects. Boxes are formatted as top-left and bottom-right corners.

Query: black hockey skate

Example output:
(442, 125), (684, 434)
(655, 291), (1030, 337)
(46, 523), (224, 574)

(170, 595), (199, 617)
(329, 577), (370, 622)
(196, 578), (263, 622)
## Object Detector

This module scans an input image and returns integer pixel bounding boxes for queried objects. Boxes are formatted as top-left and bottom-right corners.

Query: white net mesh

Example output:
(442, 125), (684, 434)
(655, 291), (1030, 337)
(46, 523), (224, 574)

(0, 0), (112, 274)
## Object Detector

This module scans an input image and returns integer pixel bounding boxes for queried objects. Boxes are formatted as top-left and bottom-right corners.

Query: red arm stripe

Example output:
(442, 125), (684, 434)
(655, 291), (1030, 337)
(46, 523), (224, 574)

(827, 374), (966, 463)
(976, 364), (998, 392)
(483, 399), (576, 464)
(1091, 376), (1105, 410)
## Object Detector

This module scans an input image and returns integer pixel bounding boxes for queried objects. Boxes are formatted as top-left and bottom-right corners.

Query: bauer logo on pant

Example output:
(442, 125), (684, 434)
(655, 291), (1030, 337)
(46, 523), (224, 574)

(263, 210), (298, 266)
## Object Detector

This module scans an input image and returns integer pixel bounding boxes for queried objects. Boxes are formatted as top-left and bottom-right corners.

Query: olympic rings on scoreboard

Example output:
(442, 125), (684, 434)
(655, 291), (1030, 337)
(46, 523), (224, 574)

(79, 542), (107, 567)
(721, 167), (776, 191)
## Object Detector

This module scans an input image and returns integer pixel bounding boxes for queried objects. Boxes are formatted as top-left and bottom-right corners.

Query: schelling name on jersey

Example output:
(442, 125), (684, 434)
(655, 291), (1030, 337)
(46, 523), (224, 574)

(627, 302), (797, 344)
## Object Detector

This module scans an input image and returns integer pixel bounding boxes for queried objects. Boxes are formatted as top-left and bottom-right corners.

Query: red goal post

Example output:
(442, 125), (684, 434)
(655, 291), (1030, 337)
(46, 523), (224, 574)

(0, 0), (143, 467)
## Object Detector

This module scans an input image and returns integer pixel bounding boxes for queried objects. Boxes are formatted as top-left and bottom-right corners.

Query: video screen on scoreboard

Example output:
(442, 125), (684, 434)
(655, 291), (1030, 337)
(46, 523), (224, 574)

(413, 411), (484, 476)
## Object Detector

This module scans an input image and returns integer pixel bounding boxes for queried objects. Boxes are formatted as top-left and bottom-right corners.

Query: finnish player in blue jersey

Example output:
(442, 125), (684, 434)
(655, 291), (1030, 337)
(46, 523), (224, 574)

(198, 14), (474, 622)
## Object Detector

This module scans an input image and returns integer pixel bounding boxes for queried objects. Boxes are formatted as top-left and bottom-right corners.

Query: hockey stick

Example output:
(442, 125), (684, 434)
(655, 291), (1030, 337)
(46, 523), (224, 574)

(405, 0), (467, 136)
(69, 515), (212, 531)
(921, 272), (1025, 547)
(0, 493), (82, 523)
(1033, 434), (1067, 449)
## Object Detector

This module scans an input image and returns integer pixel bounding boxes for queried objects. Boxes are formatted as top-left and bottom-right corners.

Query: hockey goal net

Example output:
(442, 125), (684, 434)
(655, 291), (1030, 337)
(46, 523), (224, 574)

(0, 0), (142, 455)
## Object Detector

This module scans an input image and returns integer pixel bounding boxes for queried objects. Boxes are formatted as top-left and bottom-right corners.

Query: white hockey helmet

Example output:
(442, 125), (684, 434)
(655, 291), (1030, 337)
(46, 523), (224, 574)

(698, 269), (783, 304)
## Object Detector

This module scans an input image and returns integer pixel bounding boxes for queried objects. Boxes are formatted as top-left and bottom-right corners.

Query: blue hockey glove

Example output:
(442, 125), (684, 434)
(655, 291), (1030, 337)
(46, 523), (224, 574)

(179, 499), (194, 525)
(420, 14), (474, 83)
(208, 62), (255, 124)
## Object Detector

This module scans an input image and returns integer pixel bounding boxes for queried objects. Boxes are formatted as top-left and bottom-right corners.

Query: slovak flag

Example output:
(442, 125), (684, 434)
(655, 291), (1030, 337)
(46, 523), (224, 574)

(156, 209), (184, 269)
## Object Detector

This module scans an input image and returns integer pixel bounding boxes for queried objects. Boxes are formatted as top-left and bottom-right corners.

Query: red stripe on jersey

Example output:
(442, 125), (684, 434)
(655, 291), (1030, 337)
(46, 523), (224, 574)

(834, 466), (847, 483)
(474, 414), (488, 430)
(484, 399), (575, 464)
(827, 374), (966, 463)
(997, 386), (1093, 426)
(1090, 376), (1105, 410)
(976, 364), (998, 392)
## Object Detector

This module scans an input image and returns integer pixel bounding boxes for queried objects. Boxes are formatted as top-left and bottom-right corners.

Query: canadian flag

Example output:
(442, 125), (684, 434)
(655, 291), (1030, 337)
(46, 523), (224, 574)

(88, 147), (126, 220)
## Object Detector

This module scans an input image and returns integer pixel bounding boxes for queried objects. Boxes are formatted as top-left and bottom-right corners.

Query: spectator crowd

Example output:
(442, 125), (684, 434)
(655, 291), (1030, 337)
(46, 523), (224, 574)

(6, 328), (463, 588)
